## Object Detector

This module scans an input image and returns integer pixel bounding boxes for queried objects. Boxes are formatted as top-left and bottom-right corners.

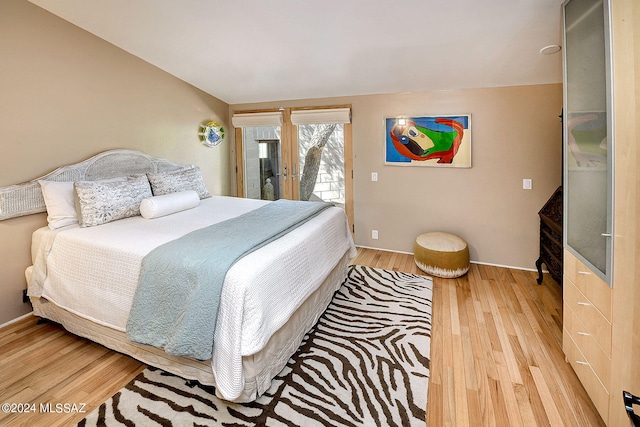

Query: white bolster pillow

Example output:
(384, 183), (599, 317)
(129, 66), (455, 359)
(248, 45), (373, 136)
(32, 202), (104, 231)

(140, 190), (200, 219)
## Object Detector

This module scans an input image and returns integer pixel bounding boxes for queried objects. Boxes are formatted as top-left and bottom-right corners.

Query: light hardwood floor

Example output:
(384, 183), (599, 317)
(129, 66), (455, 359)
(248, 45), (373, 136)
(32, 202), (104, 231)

(352, 248), (605, 426)
(0, 247), (605, 426)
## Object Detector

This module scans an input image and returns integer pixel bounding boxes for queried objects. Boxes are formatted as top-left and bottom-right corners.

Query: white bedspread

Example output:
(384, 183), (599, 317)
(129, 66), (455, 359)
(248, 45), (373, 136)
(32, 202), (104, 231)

(28, 196), (356, 400)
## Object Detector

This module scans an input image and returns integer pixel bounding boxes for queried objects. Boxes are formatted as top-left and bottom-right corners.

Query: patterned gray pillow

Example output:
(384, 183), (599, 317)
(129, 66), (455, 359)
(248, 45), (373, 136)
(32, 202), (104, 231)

(147, 166), (211, 199)
(74, 174), (152, 227)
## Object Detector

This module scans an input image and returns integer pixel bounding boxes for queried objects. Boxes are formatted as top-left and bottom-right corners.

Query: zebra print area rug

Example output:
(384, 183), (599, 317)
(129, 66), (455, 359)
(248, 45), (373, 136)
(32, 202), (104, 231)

(78, 265), (433, 426)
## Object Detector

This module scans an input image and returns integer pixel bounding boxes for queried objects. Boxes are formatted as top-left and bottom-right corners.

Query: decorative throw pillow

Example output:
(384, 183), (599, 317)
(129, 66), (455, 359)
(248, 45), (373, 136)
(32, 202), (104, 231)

(140, 190), (200, 219)
(39, 180), (78, 230)
(147, 166), (211, 199)
(74, 174), (152, 227)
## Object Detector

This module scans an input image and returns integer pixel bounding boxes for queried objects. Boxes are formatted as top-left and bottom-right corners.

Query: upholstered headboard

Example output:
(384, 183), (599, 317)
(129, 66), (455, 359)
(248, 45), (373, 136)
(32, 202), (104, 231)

(0, 149), (186, 220)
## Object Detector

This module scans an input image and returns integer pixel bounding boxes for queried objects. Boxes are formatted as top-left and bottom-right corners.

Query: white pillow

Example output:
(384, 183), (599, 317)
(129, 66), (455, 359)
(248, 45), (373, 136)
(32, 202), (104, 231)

(140, 190), (200, 219)
(39, 180), (78, 230)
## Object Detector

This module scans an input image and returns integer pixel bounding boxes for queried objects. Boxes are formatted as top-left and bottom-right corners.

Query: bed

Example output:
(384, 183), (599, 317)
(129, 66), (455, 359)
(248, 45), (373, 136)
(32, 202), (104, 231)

(1, 149), (356, 402)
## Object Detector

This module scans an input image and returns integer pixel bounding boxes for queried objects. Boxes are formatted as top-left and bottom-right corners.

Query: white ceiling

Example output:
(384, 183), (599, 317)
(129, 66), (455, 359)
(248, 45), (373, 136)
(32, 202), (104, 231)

(29, 0), (564, 105)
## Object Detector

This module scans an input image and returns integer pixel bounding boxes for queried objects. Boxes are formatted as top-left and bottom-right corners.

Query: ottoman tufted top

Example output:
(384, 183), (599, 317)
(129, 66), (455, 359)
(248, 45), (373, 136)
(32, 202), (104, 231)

(415, 232), (467, 252)
(414, 231), (470, 278)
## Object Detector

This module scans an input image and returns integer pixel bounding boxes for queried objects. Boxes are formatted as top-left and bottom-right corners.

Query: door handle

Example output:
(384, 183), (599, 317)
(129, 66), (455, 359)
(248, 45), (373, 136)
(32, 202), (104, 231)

(283, 163), (287, 180)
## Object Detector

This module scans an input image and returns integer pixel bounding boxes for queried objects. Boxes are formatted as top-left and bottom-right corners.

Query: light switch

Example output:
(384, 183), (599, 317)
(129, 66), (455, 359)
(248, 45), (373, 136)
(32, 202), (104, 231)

(371, 172), (378, 182)
(523, 179), (532, 190)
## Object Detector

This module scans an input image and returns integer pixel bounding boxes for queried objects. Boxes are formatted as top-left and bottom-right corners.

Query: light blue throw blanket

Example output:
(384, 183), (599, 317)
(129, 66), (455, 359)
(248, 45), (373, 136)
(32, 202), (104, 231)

(126, 199), (332, 360)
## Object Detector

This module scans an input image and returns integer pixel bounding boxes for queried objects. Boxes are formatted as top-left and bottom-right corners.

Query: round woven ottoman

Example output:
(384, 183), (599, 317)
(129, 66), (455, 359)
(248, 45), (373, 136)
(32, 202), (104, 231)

(414, 232), (470, 278)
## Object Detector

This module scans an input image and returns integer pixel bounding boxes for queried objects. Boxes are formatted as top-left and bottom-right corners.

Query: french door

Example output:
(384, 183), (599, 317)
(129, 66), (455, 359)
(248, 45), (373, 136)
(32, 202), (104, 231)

(233, 106), (353, 232)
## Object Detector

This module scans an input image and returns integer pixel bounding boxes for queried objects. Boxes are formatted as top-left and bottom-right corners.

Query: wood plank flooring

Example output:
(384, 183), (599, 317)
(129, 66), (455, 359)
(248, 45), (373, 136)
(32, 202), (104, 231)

(0, 247), (605, 426)
(352, 248), (605, 427)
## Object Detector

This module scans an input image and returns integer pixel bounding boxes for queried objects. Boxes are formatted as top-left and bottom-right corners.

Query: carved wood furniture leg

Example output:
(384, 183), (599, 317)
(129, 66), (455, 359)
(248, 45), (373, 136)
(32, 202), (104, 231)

(535, 257), (544, 285)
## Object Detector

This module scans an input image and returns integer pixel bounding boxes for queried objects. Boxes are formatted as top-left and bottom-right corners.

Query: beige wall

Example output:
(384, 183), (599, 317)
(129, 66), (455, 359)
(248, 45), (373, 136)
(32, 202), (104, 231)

(0, 0), (231, 325)
(232, 83), (563, 270)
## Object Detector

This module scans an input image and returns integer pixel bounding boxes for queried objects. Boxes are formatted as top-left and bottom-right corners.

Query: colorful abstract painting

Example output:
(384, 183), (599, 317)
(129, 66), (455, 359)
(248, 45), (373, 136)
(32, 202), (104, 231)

(385, 115), (471, 167)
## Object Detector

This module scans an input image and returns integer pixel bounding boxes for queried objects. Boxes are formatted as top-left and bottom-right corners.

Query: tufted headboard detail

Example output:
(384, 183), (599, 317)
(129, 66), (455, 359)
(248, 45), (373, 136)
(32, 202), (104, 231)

(0, 149), (186, 220)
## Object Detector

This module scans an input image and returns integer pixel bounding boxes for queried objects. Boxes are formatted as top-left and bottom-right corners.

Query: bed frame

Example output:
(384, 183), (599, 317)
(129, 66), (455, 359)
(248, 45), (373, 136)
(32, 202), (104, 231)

(0, 149), (184, 220)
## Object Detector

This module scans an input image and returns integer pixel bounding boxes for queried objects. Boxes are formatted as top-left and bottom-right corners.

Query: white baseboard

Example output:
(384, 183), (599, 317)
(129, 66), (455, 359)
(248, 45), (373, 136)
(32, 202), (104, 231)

(0, 312), (34, 330)
(471, 260), (541, 273)
(354, 245), (541, 273)
(355, 244), (413, 255)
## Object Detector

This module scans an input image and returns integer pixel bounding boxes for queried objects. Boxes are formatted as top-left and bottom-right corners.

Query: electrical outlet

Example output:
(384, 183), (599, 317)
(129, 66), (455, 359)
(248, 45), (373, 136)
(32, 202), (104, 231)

(372, 230), (379, 239)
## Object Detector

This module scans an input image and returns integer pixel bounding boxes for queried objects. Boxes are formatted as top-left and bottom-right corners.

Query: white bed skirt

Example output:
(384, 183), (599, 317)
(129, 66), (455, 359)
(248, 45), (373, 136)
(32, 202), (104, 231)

(28, 251), (351, 402)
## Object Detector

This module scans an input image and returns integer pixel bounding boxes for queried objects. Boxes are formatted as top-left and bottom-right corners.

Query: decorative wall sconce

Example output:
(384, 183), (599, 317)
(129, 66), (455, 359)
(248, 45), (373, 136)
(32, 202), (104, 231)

(199, 121), (225, 147)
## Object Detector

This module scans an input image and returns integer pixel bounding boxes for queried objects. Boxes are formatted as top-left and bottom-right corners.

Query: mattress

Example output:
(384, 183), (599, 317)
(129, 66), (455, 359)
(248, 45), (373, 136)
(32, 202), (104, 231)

(27, 252), (350, 402)
(27, 195), (356, 401)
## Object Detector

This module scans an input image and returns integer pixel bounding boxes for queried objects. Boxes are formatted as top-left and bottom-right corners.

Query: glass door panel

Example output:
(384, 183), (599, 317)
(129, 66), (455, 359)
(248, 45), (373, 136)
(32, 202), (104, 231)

(296, 123), (345, 208)
(563, 0), (612, 282)
(234, 107), (353, 234)
(242, 126), (282, 200)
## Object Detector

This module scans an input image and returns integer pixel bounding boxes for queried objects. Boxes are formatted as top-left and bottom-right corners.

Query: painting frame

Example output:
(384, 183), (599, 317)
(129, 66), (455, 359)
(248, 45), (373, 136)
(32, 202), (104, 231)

(384, 114), (472, 167)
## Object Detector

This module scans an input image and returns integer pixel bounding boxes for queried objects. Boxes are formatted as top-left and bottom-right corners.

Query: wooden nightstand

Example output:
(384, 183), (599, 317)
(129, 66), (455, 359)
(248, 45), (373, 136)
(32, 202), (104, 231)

(536, 186), (563, 285)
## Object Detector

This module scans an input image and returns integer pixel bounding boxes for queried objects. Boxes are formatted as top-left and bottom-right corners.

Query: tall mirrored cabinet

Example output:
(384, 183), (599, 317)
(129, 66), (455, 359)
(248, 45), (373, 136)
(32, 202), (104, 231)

(562, 0), (615, 423)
